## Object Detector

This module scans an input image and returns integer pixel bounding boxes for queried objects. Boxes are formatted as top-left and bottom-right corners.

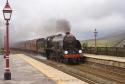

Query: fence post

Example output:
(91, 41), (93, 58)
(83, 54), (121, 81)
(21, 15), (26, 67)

(116, 47), (118, 56)
(96, 47), (98, 54)
(106, 47), (108, 55)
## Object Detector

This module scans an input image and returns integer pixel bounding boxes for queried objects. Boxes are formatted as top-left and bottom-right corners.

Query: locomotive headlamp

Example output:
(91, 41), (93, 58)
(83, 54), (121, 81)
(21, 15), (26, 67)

(64, 51), (68, 54)
(79, 50), (82, 53)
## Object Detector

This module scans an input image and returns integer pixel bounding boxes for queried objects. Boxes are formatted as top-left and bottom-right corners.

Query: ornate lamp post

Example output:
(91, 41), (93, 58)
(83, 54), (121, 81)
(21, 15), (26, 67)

(94, 29), (98, 54)
(3, 0), (12, 80)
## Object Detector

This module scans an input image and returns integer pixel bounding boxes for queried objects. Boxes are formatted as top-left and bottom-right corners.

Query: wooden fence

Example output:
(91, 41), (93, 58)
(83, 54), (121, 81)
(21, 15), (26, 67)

(83, 47), (125, 57)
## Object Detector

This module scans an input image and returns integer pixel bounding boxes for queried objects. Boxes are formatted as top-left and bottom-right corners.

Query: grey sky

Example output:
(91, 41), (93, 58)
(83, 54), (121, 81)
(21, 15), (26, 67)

(0, 0), (125, 45)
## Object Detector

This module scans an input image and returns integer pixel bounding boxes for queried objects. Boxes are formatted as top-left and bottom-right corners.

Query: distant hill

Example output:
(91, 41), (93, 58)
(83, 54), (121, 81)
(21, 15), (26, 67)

(81, 31), (125, 47)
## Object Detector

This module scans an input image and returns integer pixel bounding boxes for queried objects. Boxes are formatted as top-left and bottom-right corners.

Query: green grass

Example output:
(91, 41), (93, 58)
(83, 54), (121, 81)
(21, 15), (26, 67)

(81, 33), (125, 47)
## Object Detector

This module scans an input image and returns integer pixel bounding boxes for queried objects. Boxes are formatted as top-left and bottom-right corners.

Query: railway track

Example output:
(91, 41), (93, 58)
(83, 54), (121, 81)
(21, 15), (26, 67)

(30, 56), (98, 84)
(69, 64), (125, 84)
(27, 55), (125, 84)
(81, 62), (125, 77)
(12, 51), (125, 84)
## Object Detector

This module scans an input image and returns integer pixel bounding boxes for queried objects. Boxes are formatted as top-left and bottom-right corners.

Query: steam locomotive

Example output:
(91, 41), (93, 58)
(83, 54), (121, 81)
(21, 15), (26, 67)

(15, 32), (84, 63)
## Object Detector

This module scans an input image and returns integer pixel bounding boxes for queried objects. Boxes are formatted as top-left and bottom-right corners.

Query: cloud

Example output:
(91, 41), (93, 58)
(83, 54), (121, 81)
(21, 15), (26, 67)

(0, 0), (125, 47)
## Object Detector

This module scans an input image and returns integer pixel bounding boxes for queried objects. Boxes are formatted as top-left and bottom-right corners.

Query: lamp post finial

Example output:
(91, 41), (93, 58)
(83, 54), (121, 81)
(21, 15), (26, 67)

(7, 0), (8, 3)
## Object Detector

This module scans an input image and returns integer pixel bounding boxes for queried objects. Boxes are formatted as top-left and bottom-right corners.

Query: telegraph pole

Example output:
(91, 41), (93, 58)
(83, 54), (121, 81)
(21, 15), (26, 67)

(94, 29), (98, 54)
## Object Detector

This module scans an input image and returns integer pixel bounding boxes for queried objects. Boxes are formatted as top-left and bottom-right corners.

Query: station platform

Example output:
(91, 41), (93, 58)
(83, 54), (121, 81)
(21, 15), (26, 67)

(84, 54), (125, 68)
(0, 54), (88, 84)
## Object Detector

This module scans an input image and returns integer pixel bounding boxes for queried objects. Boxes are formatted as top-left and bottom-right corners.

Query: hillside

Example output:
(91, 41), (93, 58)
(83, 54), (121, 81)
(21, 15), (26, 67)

(81, 32), (125, 47)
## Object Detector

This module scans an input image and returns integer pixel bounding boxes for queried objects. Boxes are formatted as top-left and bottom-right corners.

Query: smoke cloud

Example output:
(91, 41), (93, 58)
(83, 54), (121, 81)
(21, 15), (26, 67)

(10, 19), (71, 45)
(43, 19), (71, 34)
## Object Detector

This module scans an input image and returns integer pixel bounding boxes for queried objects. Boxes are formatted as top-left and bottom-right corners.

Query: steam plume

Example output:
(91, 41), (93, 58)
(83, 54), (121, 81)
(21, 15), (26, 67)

(11, 19), (71, 46)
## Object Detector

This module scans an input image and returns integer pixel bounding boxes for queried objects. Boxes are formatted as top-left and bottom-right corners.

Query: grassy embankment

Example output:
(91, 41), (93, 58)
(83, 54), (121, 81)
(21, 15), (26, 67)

(81, 32), (125, 47)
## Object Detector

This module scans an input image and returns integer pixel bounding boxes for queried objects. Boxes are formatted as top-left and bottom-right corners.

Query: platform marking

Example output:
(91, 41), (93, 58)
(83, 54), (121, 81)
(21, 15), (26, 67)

(15, 54), (88, 84)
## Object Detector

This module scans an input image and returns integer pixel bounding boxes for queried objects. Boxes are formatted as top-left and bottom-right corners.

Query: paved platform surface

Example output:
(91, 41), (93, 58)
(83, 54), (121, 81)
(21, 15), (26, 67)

(85, 54), (125, 63)
(0, 55), (56, 84)
(0, 54), (88, 84)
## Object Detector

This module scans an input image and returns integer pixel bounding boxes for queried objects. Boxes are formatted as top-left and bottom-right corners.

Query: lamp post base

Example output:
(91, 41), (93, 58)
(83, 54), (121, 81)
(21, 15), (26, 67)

(4, 71), (11, 80)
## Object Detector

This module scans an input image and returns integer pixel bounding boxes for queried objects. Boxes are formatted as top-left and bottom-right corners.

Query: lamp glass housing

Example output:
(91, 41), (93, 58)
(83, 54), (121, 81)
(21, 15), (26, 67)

(3, 10), (12, 20)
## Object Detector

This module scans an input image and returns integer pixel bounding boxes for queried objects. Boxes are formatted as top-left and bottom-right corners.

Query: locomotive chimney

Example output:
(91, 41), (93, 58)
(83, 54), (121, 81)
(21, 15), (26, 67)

(65, 32), (70, 35)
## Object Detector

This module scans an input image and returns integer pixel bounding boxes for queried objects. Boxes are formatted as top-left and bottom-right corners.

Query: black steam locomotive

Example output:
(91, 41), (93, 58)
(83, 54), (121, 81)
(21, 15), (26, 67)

(15, 32), (84, 63)
(45, 32), (84, 63)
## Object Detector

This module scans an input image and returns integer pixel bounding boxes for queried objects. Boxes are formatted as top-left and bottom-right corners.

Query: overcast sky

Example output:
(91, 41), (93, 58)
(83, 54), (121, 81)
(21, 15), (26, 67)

(0, 0), (125, 45)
